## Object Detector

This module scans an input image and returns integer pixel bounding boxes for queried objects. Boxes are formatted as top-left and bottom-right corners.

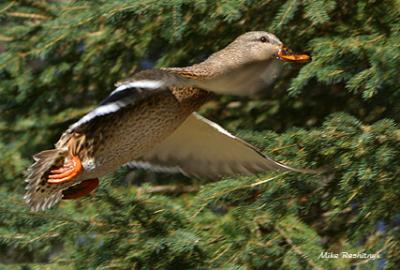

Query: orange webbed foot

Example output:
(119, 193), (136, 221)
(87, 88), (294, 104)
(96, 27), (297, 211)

(48, 155), (83, 184)
(62, 178), (99, 200)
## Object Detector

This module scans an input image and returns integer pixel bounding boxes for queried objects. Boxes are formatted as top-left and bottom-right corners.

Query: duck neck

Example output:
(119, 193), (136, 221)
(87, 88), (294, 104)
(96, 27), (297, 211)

(166, 52), (282, 96)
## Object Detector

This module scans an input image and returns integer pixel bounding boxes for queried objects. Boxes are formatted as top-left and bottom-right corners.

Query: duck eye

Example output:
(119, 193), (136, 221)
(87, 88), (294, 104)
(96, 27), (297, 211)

(260, 36), (268, 43)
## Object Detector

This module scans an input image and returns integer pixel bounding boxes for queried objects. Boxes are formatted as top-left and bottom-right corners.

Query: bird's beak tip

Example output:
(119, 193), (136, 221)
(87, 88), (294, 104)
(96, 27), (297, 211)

(277, 45), (311, 63)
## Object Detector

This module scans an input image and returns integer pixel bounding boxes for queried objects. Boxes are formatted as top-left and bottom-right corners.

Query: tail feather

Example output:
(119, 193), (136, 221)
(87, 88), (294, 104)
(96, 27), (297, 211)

(24, 148), (68, 211)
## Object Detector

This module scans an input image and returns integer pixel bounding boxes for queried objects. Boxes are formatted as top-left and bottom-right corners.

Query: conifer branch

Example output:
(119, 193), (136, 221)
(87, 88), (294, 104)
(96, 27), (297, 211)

(1, 0), (399, 268)
(137, 184), (199, 195)
(6, 12), (50, 20)
(274, 225), (324, 270)
(0, 2), (14, 13)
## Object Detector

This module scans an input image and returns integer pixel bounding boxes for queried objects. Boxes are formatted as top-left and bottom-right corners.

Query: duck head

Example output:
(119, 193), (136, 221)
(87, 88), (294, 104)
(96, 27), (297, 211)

(194, 31), (311, 96)
(225, 31), (310, 63)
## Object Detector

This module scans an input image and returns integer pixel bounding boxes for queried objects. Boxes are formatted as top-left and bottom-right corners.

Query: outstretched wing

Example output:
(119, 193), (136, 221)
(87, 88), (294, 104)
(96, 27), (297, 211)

(66, 70), (188, 132)
(128, 113), (309, 178)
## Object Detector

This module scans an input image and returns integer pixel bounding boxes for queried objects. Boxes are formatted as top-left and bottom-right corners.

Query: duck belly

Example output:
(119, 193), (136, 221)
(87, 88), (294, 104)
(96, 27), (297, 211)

(78, 93), (192, 180)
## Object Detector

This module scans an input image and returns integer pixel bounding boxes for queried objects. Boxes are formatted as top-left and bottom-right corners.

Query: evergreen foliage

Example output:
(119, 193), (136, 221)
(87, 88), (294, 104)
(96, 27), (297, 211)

(1, 0), (399, 269)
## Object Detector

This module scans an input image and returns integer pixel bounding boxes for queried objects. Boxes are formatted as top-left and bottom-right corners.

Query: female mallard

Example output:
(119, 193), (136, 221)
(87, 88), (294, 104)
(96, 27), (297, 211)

(24, 31), (311, 211)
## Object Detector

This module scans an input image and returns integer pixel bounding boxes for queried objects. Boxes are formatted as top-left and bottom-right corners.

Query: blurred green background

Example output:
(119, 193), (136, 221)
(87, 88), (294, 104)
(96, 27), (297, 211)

(0, 0), (399, 269)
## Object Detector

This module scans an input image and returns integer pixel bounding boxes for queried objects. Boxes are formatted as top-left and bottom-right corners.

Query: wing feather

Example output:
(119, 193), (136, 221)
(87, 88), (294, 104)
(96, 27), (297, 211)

(128, 113), (312, 178)
(67, 70), (189, 132)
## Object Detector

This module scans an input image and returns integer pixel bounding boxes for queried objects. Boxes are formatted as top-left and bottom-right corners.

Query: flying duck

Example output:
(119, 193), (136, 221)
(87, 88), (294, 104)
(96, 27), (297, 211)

(24, 31), (311, 211)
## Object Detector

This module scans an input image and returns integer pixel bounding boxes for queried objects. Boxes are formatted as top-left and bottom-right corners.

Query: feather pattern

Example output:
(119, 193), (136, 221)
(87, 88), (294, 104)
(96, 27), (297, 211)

(68, 80), (167, 131)
(24, 149), (67, 211)
(24, 31), (317, 211)
(128, 113), (311, 178)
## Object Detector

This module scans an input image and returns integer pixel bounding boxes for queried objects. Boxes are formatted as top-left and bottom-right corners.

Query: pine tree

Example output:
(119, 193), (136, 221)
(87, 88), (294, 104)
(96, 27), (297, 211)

(1, 0), (399, 269)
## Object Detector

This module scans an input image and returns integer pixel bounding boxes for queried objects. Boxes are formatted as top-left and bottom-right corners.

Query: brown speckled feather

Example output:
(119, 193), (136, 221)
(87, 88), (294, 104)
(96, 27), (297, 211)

(25, 31), (316, 211)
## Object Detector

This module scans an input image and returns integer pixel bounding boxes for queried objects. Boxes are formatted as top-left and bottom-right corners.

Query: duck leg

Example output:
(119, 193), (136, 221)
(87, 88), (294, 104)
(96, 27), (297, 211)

(62, 178), (99, 200)
(48, 154), (83, 184)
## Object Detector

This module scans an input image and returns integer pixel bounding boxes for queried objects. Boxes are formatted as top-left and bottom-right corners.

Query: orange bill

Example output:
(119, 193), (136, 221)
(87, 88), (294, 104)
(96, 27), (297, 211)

(277, 45), (311, 63)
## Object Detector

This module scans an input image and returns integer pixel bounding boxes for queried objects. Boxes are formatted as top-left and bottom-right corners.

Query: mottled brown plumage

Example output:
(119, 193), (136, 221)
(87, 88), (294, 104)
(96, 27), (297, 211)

(24, 31), (312, 211)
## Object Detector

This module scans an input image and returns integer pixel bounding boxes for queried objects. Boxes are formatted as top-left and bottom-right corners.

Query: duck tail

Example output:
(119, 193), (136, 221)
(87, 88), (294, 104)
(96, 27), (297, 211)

(24, 148), (68, 211)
